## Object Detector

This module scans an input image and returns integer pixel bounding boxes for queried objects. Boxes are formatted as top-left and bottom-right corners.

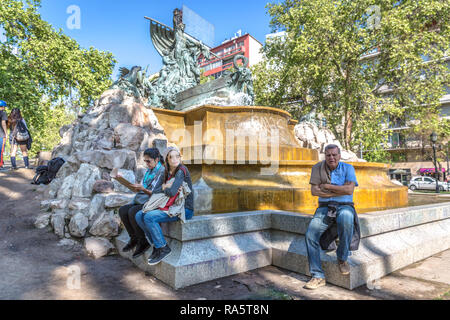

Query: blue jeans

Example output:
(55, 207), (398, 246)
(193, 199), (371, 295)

(135, 208), (194, 249)
(305, 205), (355, 279)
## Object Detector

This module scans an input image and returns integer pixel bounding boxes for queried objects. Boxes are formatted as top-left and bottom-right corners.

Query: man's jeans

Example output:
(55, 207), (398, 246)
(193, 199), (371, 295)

(305, 205), (355, 279)
(135, 208), (194, 249)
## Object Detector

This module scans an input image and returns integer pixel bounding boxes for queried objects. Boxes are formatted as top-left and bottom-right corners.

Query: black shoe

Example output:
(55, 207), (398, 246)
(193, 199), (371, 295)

(10, 167), (18, 171)
(122, 240), (137, 253)
(132, 241), (150, 259)
(148, 245), (171, 266)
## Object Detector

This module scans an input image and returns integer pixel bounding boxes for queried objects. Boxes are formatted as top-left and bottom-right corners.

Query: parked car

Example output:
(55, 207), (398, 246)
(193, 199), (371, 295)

(408, 176), (449, 192)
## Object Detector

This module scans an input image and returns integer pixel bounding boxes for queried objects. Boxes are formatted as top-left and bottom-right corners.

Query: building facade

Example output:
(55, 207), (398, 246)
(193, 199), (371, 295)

(198, 34), (263, 79)
(372, 55), (450, 182)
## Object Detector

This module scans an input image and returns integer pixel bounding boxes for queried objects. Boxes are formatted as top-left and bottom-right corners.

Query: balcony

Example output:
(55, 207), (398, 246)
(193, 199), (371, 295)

(199, 46), (245, 67)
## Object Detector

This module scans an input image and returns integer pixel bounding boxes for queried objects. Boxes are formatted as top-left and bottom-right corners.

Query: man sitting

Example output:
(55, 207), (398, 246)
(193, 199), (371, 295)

(304, 144), (360, 290)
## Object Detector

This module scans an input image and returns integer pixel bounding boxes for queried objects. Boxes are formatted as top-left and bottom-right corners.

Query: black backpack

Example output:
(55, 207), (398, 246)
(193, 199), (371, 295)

(32, 157), (65, 185)
(15, 121), (30, 142)
(32, 165), (51, 185)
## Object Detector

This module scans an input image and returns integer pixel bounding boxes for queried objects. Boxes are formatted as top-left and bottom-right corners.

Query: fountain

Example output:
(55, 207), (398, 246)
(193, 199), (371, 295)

(93, 11), (450, 289)
(152, 105), (408, 215)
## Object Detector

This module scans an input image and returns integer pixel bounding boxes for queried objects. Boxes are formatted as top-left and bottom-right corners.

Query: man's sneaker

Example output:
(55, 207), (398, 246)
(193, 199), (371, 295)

(122, 240), (137, 253)
(132, 241), (150, 259)
(0, 167), (7, 172)
(304, 277), (326, 290)
(338, 259), (350, 275)
(148, 245), (171, 266)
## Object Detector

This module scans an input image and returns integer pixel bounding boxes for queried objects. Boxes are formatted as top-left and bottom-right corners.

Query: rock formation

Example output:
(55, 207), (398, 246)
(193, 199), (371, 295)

(294, 121), (366, 162)
(36, 89), (168, 258)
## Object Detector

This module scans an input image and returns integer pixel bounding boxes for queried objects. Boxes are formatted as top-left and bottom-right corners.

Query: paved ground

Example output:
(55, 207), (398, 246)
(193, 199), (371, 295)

(1, 164), (449, 300)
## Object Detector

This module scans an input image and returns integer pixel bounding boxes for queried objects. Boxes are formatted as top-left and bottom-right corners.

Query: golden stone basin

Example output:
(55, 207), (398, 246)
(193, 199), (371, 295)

(152, 105), (408, 214)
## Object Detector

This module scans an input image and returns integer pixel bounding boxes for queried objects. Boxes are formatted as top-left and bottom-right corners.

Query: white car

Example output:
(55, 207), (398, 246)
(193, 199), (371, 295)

(408, 176), (449, 192)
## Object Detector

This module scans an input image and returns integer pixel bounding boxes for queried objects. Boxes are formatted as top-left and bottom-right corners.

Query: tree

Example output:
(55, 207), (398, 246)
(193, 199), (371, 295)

(253, 0), (449, 162)
(0, 0), (116, 156)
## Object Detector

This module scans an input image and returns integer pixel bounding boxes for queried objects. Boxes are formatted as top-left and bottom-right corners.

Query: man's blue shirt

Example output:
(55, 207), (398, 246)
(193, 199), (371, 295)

(319, 162), (358, 203)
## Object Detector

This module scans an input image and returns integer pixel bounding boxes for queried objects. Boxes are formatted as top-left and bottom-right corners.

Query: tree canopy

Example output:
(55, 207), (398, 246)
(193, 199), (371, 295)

(253, 0), (449, 162)
(0, 0), (116, 156)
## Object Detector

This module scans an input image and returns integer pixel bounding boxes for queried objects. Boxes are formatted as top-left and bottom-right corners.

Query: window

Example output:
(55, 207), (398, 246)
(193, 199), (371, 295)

(424, 177), (434, 183)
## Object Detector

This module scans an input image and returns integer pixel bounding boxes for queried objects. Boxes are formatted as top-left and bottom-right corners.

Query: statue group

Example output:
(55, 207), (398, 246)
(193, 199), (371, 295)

(111, 8), (254, 109)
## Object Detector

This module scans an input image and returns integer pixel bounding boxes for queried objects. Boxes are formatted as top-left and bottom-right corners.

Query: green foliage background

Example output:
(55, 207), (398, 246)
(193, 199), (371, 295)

(0, 0), (116, 158)
(253, 0), (449, 162)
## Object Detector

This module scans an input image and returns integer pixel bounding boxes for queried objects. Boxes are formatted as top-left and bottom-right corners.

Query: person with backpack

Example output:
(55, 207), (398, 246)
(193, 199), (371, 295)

(7, 108), (32, 170)
(119, 148), (165, 259)
(135, 146), (194, 266)
(0, 100), (8, 171)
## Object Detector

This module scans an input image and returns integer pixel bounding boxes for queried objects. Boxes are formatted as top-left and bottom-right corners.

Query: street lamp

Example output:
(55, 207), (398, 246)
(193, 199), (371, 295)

(446, 142), (449, 186)
(430, 132), (440, 193)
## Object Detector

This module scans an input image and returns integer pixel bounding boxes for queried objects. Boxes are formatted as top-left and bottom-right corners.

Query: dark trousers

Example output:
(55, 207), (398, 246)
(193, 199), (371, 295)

(118, 204), (146, 244)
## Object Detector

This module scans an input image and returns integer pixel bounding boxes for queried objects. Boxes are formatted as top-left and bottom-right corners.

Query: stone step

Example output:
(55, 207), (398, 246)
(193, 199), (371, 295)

(115, 202), (450, 290)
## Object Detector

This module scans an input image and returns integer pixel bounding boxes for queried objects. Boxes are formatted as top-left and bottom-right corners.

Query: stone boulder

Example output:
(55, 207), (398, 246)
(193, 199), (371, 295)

(84, 237), (115, 259)
(104, 193), (135, 208)
(57, 238), (82, 250)
(93, 180), (115, 194)
(51, 210), (69, 238)
(34, 212), (52, 229)
(114, 123), (146, 151)
(57, 174), (76, 199)
(68, 213), (89, 238)
(88, 194), (106, 227)
(73, 150), (137, 171)
(72, 164), (101, 198)
(89, 211), (120, 238)
(294, 121), (365, 162)
(49, 199), (70, 210)
(112, 169), (136, 194)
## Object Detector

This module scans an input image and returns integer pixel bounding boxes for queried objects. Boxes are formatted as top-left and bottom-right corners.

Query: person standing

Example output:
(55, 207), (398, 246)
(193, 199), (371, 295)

(0, 100), (8, 171)
(118, 148), (165, 259)
(304, 144), (361, 290)
(8, 108), (32, 170)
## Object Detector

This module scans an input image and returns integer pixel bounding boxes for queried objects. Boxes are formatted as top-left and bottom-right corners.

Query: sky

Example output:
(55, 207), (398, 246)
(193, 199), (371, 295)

(37, 0), (276, 79)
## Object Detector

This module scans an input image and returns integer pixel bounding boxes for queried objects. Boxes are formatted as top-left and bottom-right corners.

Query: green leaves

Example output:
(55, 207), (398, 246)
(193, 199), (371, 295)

(254, 0), (449, 161)
(0, 0), (116, 156)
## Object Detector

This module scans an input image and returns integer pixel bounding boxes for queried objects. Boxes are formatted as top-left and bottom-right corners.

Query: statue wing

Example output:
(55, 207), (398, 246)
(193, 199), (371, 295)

(119, 67), (130, 78)
(150, 19), (175, 57)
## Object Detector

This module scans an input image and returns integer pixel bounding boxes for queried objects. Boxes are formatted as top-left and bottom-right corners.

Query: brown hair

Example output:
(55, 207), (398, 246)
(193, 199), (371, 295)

(163, 149), (183, 183)
(7, 108), (23, 130)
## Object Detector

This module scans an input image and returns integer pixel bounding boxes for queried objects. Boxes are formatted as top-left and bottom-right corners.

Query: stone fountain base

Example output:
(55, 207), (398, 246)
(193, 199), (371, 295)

(152, 105), (408, 214)
(116, 202), (450, 290)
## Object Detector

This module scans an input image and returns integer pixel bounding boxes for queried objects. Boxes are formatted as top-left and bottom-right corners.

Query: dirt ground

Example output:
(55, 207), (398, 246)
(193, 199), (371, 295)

(1, 163), (449, 300)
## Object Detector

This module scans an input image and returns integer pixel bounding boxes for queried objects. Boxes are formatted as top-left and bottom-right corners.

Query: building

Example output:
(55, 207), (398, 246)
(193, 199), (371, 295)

(365, 54), (450, 182)
(198, 33), (263, 79)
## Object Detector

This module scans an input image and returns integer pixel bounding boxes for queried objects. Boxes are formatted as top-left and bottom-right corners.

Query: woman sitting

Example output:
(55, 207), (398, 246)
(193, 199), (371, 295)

(118, 148), (165, 258)
(135, 146), (194, 265)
